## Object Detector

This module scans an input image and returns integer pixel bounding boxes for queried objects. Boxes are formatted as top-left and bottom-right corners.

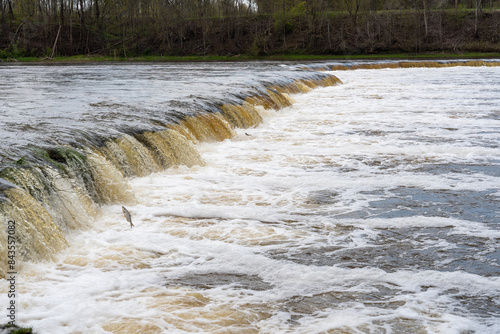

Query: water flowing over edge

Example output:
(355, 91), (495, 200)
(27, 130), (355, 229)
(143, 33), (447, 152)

(302, 59), (500, 71)
(0, 59), (499, 280)
(0, 69), (342, 278)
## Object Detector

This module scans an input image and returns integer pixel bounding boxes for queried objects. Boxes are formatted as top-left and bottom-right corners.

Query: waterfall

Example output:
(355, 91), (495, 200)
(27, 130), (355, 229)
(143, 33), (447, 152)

(0, 73), (343, 278)
(2, 59), (498, 279)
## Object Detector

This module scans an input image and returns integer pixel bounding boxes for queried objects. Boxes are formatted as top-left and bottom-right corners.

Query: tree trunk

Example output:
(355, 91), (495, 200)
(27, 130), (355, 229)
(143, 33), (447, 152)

(422, 0), (428, 36)
(7, 0), (13, 19)
(475, 0), (482, 37)
(94, 0), (100, 20)
(50, 24), (61, 58)
(59, 0), (64, 25)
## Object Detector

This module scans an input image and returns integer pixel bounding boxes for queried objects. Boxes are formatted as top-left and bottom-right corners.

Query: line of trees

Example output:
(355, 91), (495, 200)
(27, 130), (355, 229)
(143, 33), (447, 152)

(1, 0), (499, 58)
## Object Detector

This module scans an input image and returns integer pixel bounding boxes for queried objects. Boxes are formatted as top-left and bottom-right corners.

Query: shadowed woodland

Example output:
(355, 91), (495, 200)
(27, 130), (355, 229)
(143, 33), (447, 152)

(1, 0), (500, 58)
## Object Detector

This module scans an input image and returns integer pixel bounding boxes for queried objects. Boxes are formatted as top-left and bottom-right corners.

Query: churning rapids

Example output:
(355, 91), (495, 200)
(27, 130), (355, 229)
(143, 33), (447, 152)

(0, 61), (499, 333)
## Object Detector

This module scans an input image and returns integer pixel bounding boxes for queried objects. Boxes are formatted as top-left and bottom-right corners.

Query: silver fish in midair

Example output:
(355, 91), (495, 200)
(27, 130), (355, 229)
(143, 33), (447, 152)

(122, 206), (134, 228)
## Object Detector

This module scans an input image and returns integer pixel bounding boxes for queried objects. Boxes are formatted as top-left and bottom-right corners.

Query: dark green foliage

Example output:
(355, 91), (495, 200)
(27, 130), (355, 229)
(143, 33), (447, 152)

(31, 148), (66, 172)
(250, 36), (269, 56)
(9, 327), (34, 334)
(14, 157), (26, 166)
(0, 44), (26, 59)
(0, 324), (35, 334)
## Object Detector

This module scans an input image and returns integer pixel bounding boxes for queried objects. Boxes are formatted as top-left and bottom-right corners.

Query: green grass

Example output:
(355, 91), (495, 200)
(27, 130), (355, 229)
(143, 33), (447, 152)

(2, 52), (500, 63)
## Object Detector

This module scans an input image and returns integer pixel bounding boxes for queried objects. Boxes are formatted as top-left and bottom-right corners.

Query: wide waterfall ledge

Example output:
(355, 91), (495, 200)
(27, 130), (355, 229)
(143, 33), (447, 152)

(0, 70), (342, 278)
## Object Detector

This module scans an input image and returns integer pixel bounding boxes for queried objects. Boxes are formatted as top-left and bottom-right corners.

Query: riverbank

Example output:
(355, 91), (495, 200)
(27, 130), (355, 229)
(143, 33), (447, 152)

(2, 52), (500, 64)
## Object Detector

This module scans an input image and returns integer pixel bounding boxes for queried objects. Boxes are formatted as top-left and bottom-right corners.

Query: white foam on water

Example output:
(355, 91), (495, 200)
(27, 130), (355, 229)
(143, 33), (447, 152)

(1, 66), (499, 333)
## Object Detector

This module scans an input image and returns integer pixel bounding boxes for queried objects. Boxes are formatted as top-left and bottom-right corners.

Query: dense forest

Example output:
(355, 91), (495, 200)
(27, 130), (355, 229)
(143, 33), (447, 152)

(1, 0), (500, 58)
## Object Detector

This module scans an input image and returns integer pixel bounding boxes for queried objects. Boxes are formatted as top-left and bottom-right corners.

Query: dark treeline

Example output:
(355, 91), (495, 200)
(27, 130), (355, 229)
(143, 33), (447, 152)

(1, 0), (500, 58)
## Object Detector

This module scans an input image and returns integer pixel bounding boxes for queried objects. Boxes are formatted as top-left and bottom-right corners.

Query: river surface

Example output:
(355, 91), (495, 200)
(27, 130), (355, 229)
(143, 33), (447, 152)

(0, 62), (315, 160)
(1, 63), (500, 333)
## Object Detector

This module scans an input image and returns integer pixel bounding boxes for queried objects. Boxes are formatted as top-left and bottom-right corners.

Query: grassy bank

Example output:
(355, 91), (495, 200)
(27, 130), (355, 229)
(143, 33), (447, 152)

(2, 52), (500, 64)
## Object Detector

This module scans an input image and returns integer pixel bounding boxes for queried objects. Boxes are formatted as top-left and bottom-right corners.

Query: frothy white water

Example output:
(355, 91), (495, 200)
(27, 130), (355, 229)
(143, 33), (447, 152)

(2, 66), (500, 333)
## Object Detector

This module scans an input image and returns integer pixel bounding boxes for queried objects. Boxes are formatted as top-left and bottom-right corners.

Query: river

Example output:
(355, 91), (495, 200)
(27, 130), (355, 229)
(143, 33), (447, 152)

(0, 61), (499, 333)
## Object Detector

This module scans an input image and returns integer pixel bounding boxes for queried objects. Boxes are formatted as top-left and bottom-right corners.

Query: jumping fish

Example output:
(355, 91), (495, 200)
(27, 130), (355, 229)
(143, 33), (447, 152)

(122, 206), (134, 228)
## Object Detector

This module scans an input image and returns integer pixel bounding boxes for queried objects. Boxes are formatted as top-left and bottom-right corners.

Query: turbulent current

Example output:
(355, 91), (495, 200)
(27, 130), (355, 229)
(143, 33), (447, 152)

(0, 61), (499, 333)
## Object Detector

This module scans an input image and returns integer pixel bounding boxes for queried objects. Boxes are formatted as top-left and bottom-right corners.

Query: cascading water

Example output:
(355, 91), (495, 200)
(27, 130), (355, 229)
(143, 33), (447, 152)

(0, 60), (499, 333)
(0, 62), (341, 279)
